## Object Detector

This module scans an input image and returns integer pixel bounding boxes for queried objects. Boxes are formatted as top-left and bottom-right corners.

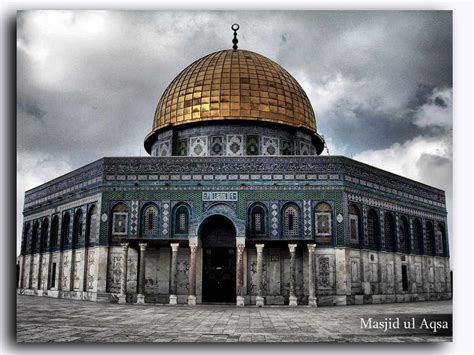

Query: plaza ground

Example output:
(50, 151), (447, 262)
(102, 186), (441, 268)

(16, 295), (452, 343)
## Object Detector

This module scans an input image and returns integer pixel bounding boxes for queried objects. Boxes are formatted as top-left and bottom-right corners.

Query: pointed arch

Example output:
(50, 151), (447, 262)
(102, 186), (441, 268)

(315, 202), (332, 238)
(32, 221), (40, 254)
(435, 223), (446, 256)
(40, 218), (49, 253)
(173, 203), (191, 236)
(22, 222), (31, 255)
(425, 221), (435, 255)
(367, 208), (380, 250)
(50, 215), (59, 250)
(399, 215), (409, 253)
(110, 202), (128, 243)
(412, 218), (423, 254)
(384, 212), (396, 252)
(61, 212), (71, 248)
(73, 209), (83, 246)
(141, 203), (159, 238)
(349, 204), (363, 246)
(282, 203), (300, 237)
(86, 205), (98, 246)
(248, 203), (267, 236)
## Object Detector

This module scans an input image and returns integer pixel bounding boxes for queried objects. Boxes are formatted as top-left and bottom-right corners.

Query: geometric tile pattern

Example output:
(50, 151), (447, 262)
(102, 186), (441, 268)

(189, 136), (208, 157)
(262, 136), (279, 156)
(270, 203), (279, 237)
(226, 135), (243, 156)
(130, 201), (139, 237)
(162, 202), (170, 237)
(303, 200), (312, 236)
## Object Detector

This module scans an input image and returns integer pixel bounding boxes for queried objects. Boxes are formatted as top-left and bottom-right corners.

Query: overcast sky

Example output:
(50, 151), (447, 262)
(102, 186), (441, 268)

(17, 10), (453, 250)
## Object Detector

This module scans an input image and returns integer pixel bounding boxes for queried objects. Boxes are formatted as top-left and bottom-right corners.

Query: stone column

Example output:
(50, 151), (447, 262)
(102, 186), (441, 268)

(307, 244), (317, 306)
(69, 249), (75, 292)
(118, 242), (129, 304)
(136, 242), (147, 304)
(236, 237), (246, 306)
(28, 253), (34, 289)
(37, 252), (43, 293)
(188, 238), (198, 305)
(18, 255), (25, 289)
(255, 244), (265, 307)
(169, 243), (179, 305)
(82, 247), (89, 293)
(46, 250), (53, 290)
(288, 244), (298, 306)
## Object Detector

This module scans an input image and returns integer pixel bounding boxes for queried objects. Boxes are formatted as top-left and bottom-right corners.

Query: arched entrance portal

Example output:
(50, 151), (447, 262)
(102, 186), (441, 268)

(199, 215), (236, 303)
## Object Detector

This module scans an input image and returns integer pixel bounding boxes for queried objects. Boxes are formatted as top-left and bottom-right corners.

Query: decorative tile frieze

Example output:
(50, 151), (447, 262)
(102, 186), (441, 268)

(226, 135), (243, 156)
(270, 203), (279, 237)
(303, 200), (312, 236)
(189, 136), (208, 157)
(262, 136), (279, 156)
(161, 202), (170, 237)
(130, 200), (139, 236)
(348, 193), (446, 222)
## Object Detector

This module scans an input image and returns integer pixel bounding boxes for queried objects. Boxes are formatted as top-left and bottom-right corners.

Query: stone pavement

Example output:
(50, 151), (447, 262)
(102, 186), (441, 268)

(16, 295), (452, 343)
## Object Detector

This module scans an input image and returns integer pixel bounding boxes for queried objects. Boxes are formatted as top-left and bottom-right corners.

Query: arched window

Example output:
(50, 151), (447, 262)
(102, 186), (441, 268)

(349, 204), (362, 245)
(111, 203), (128, 242)
(141, 204), (159, 237)
(399, 216), (409, 253)
(86, 205), (97, 246)
(315, 202), (332, 237)
(73, 209), (83, 246)
(367, 209), (379, 249)
(412, 219), (423, 254)
(384, 212), (395, 252)
(61, 212), (71, 247)
(435, 224), (445, 255)
(32, 221), (39, 254)
(425, 221), (434, 255)
(40, 218), (49, 253)
(249, 204), (266, 236)
(22, 223), (30, 254)
(174, 204), (190, 235)
(50, 216), (59, 249)
(282, 204), (300, 237)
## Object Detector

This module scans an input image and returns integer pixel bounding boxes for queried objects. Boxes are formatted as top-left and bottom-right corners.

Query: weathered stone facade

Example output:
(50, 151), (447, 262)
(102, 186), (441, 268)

(18, 156), (451, 306)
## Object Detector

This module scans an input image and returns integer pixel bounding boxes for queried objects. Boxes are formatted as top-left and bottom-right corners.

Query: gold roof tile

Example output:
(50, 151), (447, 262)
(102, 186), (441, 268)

(147, 49), (319, 137)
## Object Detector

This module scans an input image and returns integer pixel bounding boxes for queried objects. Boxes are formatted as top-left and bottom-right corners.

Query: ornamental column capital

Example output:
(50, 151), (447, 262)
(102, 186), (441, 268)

(170, 243), (180, 252)
(255, 244), (264, 253)
(307, 243), (316, 253)
(288, 243), (297, 253)
(138, 242), (147, 252)
(235, 236), (246, 248)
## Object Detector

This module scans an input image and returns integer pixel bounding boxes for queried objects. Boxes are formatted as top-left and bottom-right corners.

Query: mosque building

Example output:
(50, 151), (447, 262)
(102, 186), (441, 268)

(17, 25), (451, 306)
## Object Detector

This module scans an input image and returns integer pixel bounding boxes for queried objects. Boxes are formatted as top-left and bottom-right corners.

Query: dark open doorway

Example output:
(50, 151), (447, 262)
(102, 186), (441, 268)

(199, 215), (236, 303)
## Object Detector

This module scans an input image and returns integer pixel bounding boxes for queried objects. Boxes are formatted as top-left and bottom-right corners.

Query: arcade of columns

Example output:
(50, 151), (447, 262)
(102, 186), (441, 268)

(117, 240), (319, 307)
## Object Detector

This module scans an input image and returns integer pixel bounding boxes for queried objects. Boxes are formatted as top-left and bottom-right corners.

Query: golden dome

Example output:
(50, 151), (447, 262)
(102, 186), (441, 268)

(145, 49), (324, 151)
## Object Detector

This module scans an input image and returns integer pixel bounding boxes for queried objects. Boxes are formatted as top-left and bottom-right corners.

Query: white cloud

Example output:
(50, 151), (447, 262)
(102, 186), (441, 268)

(352, 136), (451, 187)
(17, 152), (73, 251)
(352, 135), (453, 248)
(414, 87), (452, 128)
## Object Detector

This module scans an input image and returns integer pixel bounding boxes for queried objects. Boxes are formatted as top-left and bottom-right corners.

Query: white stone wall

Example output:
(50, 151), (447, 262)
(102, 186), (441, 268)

(19, 245), (451, 305)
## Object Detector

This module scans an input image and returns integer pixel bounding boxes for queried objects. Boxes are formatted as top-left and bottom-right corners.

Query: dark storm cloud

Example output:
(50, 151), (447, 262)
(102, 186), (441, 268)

(16, 10), (453, 248)
(17, 11), (452, 161)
